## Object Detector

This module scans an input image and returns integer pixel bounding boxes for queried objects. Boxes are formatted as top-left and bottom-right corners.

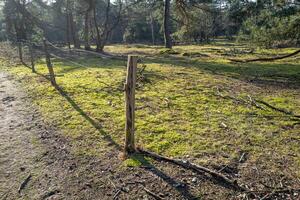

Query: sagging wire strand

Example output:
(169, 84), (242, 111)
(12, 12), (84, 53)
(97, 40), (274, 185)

(15, 39), (134, 94)
(46, 40), (116, 59)
(18, 39), (114, 73)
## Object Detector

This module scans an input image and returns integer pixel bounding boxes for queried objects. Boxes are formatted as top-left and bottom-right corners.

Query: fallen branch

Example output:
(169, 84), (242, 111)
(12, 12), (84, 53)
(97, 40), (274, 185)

(255, 99), (300, 119)
(137, 148), (248, 192)
(247, 188), (300, 198)
(143, 187), (164, 200)
(262, 188), (300, 194)
(42, 190), (60, 199)
(113, 190), (121, 200)
(18, 174), (32, 194)
(229, 49), (300, 63)
(216, 89), (300, 120)
(215, 89), (265, 110)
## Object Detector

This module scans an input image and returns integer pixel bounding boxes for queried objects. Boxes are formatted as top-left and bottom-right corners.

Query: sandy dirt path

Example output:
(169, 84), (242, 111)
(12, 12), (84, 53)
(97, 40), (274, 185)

(0, 72), (69, 200)
(0, 71), (40, 198)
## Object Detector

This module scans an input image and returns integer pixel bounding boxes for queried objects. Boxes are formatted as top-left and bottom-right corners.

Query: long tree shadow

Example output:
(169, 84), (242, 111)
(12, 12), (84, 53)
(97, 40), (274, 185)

(53, 85), (122, 151)
(147, 165), (199, 200)
(145, 55), (300, 88)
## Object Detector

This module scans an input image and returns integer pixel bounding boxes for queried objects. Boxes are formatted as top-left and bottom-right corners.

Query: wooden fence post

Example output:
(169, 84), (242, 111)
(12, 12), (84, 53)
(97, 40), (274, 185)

(18, 42), (23, 64)
(29, 43), (35, 73)
(124, 55), (138, 154)
(43, 39), (56, 86)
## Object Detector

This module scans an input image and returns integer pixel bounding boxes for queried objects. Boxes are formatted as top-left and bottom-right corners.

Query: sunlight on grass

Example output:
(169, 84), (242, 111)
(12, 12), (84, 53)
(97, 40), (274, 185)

(1, 42), (299, 175)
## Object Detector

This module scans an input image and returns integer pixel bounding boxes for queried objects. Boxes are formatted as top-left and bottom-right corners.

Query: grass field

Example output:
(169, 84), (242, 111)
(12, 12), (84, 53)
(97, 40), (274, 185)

(1, 41), (300, 183)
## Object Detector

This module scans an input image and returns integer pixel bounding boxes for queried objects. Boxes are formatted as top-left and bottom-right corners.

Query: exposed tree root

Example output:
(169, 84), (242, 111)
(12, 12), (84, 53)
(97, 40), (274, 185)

(229, 49), (300, 63)
(137, 148), (248, 192)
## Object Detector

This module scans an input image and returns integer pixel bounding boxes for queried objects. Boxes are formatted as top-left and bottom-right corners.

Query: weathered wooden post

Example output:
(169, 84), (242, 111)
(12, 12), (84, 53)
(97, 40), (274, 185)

(29, 42), (35, 73)
(124, 55), (138, 154)
(18, 42), (23, 64)
(43, 39), (56, 86)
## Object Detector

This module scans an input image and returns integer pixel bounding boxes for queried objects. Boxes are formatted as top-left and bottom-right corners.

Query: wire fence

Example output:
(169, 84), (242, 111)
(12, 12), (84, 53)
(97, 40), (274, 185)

(13, 39), (300, 121)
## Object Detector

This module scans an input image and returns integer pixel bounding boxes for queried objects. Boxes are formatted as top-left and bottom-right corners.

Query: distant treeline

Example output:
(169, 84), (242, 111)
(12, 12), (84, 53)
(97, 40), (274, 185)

(0, 0), (299, 50)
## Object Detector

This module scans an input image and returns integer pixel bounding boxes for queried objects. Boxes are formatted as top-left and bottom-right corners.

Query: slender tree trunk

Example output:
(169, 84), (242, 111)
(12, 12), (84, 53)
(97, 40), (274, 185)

(69, 12), (80, 48)
(20, 15), (27, 41)
(93, 7), (102, 52)
(150, 11), (155, 45)
(66, 13), (71, 49)
(13, 12), (26, 42)
(66, 0), (71, 49)
(164, 0), (172, 48)
(84, 11), (91, 50)
(96, 0), (110, 52)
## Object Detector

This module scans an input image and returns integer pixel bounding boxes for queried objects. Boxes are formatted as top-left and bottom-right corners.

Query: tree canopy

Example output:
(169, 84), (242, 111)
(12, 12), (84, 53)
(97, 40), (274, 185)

(0, 0), (299, 49)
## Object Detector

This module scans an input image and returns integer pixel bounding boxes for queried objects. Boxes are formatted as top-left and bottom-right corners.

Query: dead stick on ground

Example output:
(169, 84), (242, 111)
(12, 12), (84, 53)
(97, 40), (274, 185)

(143, 187), (164, 200)
(255, 99), (300, 119)
(216, 89), (299, 120)
(215, 89), (264, 110)
(18, 174), (32, 194)
(247, 188), (300, 196)
(137, 148), (248, 192)
(113, 190), (121, 200)
(229, 49), (300, 63)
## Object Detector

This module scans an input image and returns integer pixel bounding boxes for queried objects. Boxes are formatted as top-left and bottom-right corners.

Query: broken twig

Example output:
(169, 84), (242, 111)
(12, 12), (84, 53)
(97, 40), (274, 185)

(18, 174), (32, 194)
(255, 99), (300, 119)
(143, 187), (164, 200)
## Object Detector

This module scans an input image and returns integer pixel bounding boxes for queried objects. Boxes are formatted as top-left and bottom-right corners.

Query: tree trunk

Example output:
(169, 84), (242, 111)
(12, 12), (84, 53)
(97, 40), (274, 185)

(95, 0), (110, 52)
(150, 11), (155, 45)
(66, 13), (71, 49)
(164, 0), (172, 49)
(93, 7), (102, 52)
(84, 11), (91, 50)
(65, 0), (71, 49)
(69, 12), (80, 48)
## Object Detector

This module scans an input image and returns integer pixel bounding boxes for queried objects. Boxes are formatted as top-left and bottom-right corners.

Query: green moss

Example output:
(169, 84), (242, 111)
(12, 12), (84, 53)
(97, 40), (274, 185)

(1, 42), (299, 176)
(122, 154), (151, 168)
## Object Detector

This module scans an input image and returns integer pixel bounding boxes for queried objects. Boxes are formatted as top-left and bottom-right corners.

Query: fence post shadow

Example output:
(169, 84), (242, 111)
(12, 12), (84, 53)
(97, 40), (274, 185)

(132, 153), (243, 199)
(130, 154), (199, 200)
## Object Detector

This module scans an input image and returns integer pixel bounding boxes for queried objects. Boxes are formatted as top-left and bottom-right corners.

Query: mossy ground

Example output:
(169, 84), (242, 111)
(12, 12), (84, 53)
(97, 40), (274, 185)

(1, 41), (299, 178)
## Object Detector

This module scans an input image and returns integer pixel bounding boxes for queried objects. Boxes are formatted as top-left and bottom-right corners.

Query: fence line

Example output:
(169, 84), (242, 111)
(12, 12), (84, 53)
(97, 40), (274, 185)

(15, 39), (139, 154)
(49, 53), (86, 68)
(14, 38), (298, 158)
